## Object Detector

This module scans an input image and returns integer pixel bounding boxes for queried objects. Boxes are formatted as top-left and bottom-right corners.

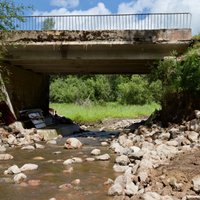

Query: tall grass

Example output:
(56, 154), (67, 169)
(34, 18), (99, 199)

(50, 102), (160, 123)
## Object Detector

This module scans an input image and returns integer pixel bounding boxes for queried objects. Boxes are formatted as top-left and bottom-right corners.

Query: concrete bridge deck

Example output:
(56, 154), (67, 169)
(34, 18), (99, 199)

(4, 29), (191, 74)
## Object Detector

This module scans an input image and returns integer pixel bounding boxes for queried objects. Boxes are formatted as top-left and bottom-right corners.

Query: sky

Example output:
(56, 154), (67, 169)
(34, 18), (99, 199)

(15, 0), (200, 35)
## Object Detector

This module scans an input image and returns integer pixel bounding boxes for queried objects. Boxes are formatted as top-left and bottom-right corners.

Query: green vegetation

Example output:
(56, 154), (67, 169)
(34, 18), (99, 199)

(0, 0), (29, 101)
(149, 36), (200, 124)
(50, 102), (160, 123)
(42, 18), (55, 30)
(50, 75), (161, 105)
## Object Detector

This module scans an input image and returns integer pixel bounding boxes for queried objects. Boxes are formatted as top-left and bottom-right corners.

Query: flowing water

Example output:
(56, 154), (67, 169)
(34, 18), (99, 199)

(0, 135), (119, 200)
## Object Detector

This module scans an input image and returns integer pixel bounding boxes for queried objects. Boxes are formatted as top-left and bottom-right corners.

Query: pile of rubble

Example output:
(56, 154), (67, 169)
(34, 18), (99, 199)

(108, 110), (200, 200)
(0, 122), (45, 160)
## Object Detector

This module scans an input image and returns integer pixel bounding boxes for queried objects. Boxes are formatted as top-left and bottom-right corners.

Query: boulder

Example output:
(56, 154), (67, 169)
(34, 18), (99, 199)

(91, 149), (101, 156)
(96, 154), (110, 161)
(21, 145), (35, 150)
(4, 165), (21, 175)
(13, 173), (27, 184)
(108, 183), (123, 196)
(115, 155), (130, 166)
(64, 138), (82, 149)
(20, 164), (38, 171)
(0, 153), (13, 160)
(192, 175), (200, 192)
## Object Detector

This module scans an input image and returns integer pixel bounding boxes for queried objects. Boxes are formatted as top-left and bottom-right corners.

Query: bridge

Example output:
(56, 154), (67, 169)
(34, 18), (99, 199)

(0, 13), (192, 118)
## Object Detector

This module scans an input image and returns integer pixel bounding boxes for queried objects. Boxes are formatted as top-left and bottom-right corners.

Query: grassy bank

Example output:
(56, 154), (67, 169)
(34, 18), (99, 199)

(50, 102), (160, 123)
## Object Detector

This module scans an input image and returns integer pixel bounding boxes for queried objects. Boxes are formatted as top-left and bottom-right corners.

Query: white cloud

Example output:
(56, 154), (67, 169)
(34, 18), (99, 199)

(118, 0), (200, 35)
(34, 2), (110, 15)
(32, 2), (111, 30)
(51, 0), (79, 8)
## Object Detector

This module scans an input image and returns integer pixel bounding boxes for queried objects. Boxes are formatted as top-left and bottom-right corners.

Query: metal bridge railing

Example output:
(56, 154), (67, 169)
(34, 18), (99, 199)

(8, 13), (192, 31)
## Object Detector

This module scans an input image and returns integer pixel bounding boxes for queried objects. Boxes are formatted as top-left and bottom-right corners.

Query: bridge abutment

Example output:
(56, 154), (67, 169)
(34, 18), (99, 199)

(3, 65), (49, 119)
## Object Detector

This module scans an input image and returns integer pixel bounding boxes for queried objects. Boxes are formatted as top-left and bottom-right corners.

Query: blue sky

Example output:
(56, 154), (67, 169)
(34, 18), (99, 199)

(15, 0), (200, 34)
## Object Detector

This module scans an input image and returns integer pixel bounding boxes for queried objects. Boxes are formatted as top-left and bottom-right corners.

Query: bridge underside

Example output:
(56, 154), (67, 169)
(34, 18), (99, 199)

(5, 43), (189, 74)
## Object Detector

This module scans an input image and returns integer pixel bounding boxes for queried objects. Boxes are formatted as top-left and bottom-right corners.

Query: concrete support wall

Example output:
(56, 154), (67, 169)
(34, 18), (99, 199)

(4, 65), (49, 119)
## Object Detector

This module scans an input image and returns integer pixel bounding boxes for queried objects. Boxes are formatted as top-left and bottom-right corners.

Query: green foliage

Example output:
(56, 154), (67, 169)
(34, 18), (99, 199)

(42, 18), (55, 30)
(0, 0), (29, 101)
(117, 75), (153, 105)
(50, 74), (161, 105)
(149, 41), (200, 105)
(0, 0), (29, 30)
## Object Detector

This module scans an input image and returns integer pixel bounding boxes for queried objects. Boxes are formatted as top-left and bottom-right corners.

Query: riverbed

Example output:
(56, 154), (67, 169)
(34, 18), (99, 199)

(0, 136), (119, 200)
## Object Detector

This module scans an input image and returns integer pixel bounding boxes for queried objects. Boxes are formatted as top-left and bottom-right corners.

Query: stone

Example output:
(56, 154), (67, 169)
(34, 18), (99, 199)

(113, 164), (129, 173)
(96, 154), (110, 161)
(0, 153), (13, 160)
(108, 183), (123, 196)
(104, 178), (114, 185)
(59, 183), (73, 190)
(156, 144), (178, 160)
(33, 156), (45, 160)
(143, 192), (161, 200)
(47, 140), (57, 145)
(4, 165), (21, 175)
(49, 198), (56, 200)
(86, 157), (95, 162)
(21, 145), (35, 150)
(13, 173), (27, 184)
(159, 132), (170, 140)
(0, 145), (6, 152)
(166, 140), (179, 147)
(101, 141), (109, 146)
(64, 138), (82, 149)
(20, 164), (38, 171)
(125, 181), (139, 196)
(34, 143), (45, 149)
(63, 159), (74, 165)
(118, 135), (133, 148)
(91, 149), (101, 156)
(192, 175), (200, 192)
(72, 157), (83, 163)
(186, 131), (199, 142)
(71, 179), (80, 185)
(116, 155), (130, 166)
(195, 110), (200, 119)
(7, 134), (17, 145)
(63, 166), (73, 173)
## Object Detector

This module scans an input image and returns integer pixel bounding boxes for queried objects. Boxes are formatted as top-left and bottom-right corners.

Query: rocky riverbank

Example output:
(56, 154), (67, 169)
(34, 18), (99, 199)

(107, 110), (200, 200)
(1, 111), (200, 199)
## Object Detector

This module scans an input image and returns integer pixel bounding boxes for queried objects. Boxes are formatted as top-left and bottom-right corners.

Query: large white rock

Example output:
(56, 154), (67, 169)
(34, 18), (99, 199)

(192, 175), (200, 192)
(7, 134), (17, 145)
(0, 153), (13, 160)
(20, 163), (38, 172)
(13, 173), (27, 184)
(186, 131), (199, 142)
(4, 165), (21, 175)
(91, 149), (101, 156)
(108, 183), (123, 196)
(63, 159), (74, 165)
(125, 180), (139, 196)
(113, 164), (129, 173)
(72, 157), (83, 163)
(64, 138), (82, 149)
(95, 154), (110, 161)
(115, 155), (130, 166)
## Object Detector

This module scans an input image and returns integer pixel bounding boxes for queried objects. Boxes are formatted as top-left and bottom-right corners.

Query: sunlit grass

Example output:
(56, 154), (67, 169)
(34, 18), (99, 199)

(50, 102), (160, 123)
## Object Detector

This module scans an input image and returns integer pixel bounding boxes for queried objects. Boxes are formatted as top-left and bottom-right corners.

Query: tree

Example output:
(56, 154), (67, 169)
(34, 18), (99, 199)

(0, 0), (27, 30)
(0, 0), (28, 100)
(42, 18), (55, 30)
